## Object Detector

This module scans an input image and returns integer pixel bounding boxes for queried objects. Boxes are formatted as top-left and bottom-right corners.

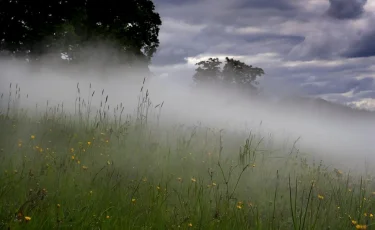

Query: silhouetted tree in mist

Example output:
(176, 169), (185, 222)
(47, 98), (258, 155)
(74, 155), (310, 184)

(193, 57), (265, 93)
(222, 57), (264, 91)
(193, 58), (222, 85)
(0, 0), (161, 66)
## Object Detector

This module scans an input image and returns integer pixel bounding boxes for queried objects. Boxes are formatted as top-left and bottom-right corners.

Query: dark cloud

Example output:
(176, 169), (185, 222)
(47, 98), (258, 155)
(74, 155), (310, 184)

(152, 47), (201, 66)
(231, 0), (297, 11)
(326, 0), (367, 19)
(153, 0), (201, 6)
(154, 0), (302, 26)
(242, 34), (305, 44)
(342, 29), (375, 58)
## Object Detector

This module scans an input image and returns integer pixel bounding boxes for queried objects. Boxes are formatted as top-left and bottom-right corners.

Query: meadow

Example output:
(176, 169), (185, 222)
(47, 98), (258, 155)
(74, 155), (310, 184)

(0, 81), (374, 230)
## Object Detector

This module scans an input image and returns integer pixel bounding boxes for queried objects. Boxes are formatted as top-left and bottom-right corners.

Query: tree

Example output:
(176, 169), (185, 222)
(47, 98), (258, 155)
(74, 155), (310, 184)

(222, 57), (265, 91)
(193, 57), (222, 85)
(0, 0), (162, 65)
(193, 57), (265, 92)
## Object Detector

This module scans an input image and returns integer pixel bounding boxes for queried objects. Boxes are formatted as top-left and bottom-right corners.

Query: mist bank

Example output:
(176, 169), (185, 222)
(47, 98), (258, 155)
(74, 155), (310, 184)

(0, 58), (374, 171)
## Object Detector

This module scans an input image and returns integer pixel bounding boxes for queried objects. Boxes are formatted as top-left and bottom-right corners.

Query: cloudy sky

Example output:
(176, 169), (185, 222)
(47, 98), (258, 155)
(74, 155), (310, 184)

(148, 0), (375, 110)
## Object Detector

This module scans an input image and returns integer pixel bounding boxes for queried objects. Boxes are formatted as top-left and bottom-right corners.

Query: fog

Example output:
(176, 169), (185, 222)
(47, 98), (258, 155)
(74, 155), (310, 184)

(0, 52), (374, 172)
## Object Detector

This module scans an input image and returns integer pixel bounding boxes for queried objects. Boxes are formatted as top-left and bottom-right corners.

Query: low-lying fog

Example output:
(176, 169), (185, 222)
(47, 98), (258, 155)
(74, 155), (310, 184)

(0, 56), (374, 172)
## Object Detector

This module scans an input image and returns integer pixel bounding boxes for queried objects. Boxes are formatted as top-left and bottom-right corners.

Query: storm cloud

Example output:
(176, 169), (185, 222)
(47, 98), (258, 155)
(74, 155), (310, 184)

(343, 28), (375, 58)
(326, 0), (368, 19)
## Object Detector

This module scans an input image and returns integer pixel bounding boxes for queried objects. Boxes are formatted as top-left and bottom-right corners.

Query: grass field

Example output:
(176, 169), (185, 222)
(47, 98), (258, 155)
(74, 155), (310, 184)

(0, 82), (374, 230)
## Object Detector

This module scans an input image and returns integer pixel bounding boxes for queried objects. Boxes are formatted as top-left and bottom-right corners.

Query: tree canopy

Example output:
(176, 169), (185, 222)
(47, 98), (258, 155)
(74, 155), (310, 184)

(193, 58), (222, 84)
(0, 0), (162, 65)
(193, 57), (265, 92)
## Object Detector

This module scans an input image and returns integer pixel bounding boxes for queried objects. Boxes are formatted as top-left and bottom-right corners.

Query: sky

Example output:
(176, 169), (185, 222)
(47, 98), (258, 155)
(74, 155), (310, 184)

(149, 0), (375, 110)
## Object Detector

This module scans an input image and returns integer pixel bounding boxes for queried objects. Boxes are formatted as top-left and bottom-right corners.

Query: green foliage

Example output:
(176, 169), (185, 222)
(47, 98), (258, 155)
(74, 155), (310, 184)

(0, 0), (162, 64)
(193, 57), (265, 92)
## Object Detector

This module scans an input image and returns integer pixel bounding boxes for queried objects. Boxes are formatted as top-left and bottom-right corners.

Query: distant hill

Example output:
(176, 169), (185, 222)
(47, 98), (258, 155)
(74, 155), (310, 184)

(275, 96), (375, 121)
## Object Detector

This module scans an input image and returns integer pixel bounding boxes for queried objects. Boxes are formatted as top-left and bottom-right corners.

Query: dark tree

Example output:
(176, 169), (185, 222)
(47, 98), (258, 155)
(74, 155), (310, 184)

(193, 57), (265, 92)
(0, 0), (162, 65)
(222, 57), (264, 90)
(193, 57), (222, 85)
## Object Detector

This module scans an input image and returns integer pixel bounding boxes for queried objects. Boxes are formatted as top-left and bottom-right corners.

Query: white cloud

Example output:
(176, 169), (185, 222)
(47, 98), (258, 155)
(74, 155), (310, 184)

(349, 98), (375, 111)
(282, 59), (347, 68)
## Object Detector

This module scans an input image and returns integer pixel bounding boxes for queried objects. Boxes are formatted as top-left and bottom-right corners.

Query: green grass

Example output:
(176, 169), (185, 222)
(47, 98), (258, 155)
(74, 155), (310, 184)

(0, 82), (374, 230)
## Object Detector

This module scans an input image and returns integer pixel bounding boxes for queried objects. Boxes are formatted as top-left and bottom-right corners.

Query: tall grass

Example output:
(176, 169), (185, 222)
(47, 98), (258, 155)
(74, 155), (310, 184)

(0, 80), (374, 230)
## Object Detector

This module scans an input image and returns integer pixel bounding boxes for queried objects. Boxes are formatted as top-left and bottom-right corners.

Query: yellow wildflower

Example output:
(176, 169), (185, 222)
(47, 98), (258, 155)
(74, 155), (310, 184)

(82, 166), (88, 170)
(237, 201), (243, 209)
(356, 224), (367, 229)
(132, 198), (136, 203)
(30, 135), (35, 140)
(318, 194), (324, 200)
(87, 141), (91, 146)
(106, 215), (110, 219)
(352, 220), (358, 225)
(370, 214), (374, 218)
(188, 223), (193, 227)
(24, 216), (31, 221)
(191, 178), (196, 182)
(334, 168), (343, 177)
(77, 160), (81, 164)
(71, 155), (75, 160)
(57, 204), (60, 208)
